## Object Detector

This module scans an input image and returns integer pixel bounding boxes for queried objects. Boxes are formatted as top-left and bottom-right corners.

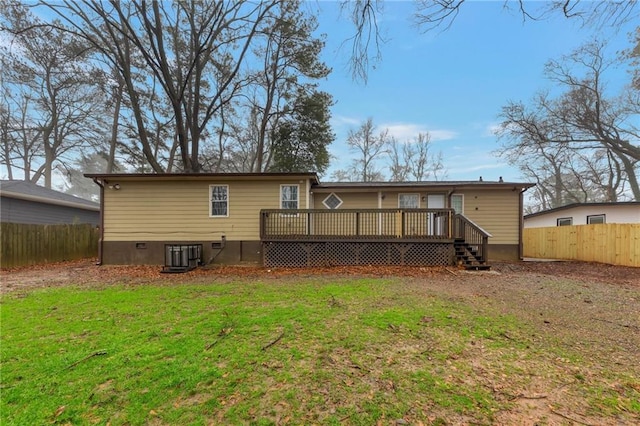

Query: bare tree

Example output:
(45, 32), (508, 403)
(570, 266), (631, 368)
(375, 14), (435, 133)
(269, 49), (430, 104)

(404, 132), (447, 181)
(332, 118), (388, 182)
(0, 85), (19, 180)
(545, 42), (640, 198)
(386, 136), (409, 181)
(343, 0), (638, 82)
(39, 0), (281, 173)
(497, 41), (639, 206)
(340, 0), (384, 83)
(630, 27), (640, 90)
(414, 1), (638, 32)
(386, 132), (447, 182)
(0, 91), (43, 182)
(1, 2), (105, 187)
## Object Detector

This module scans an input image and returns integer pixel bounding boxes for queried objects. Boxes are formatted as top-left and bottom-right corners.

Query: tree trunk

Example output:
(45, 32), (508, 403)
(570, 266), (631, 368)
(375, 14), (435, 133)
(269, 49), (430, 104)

(618, 154), (640, 200)
(106, 76), (123, 174)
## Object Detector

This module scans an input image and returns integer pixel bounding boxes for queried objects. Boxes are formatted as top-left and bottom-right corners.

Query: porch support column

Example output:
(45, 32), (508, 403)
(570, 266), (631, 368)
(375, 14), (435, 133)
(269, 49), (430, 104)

(378, 191), (383, 235)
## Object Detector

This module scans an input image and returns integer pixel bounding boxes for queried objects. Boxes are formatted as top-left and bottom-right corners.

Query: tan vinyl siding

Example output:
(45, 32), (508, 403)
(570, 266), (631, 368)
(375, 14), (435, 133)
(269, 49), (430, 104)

(312, 188), (521, 244)
(458, 189), (520, 245)
(312, 193), (377, 235)
(382, 192), (404, 209)
(104, 179), (308, 241)
(313, 192), (378, 209)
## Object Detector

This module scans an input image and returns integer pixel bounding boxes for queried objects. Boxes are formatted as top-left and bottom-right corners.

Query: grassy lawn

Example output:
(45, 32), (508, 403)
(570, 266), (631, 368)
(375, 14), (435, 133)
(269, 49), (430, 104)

(2, 277), (638, 425)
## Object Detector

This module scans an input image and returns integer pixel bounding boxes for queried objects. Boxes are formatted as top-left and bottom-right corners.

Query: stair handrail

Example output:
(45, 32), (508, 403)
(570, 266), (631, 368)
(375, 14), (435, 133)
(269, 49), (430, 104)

(454, 214), (491, 264)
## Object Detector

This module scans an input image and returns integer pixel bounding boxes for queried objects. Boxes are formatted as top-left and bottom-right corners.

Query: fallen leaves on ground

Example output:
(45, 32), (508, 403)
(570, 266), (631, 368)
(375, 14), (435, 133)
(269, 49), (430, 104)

(1, 258), (638, 294)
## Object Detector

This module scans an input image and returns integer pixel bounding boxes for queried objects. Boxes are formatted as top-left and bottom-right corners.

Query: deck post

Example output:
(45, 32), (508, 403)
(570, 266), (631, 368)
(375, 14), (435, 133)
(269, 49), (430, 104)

(355, 211), (360, 236)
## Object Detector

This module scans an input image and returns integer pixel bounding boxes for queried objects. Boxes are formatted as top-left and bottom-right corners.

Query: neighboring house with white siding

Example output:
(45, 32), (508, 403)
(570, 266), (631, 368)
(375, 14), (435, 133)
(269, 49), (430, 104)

(524, 202), (640, 228)
(85, 173), (534, 268)
(0, 180), (99, 226)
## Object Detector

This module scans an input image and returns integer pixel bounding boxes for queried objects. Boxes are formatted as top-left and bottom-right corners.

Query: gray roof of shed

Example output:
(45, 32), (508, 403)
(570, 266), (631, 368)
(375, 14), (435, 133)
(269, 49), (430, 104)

(0, 180), (99, 211)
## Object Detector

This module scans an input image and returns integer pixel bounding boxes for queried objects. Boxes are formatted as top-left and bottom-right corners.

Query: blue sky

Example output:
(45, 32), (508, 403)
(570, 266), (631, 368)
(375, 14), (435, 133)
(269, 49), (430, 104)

(309, 1), (636, 182)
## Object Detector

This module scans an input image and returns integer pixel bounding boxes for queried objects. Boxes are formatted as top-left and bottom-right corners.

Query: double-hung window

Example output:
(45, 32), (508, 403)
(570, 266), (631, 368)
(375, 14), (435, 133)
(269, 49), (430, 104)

(398, 193), (419, 209)
(280, 185), (299, 210)
(210, 185), (228, 217)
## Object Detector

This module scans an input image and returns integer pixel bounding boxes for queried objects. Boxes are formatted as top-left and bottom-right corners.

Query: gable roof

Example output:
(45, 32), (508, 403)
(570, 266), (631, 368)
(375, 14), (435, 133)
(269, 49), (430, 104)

(524, 201), (640, 219)
(0, 180), (99, 211)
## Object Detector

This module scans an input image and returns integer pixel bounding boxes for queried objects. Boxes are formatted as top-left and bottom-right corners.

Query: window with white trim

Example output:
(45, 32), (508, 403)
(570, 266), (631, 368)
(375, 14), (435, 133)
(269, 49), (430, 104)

(587, 214), (605, 224)
(398, 193), (419, 209)
(210, 185), (228, 217)
(280, 185), (299, 210)
(451, 194), (464, 214)
(323, 193), (343, 209)
(557, 217), (572, 226)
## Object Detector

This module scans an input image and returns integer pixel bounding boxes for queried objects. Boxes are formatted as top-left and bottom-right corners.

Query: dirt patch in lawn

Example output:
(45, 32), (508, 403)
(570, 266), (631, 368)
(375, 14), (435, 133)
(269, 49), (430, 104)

(2, 259), (639, 425)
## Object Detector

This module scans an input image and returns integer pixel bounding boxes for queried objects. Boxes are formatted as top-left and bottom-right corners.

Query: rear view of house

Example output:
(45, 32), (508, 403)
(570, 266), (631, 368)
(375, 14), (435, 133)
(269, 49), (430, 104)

(85, 173), (534, 268)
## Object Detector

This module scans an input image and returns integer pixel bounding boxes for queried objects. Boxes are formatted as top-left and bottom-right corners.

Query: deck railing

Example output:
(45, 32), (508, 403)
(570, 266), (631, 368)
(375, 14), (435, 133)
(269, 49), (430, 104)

(260, 208), (455, 240)
(453, 214), (490, 263)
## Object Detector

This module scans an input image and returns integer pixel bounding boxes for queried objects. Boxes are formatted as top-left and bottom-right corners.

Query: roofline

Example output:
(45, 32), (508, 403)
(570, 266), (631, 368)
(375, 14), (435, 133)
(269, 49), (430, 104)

(84, 172), (320, 184)
(1, 190), (100, 211)
(82, 173), (535, 191)
(524, 201), (640, 219)
(313, 181), (536, 191)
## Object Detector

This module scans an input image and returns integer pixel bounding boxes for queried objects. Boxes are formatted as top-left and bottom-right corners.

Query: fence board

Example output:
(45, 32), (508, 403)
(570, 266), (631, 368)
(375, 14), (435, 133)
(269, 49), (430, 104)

(0, 223), (99, 268)
(523, 224), (640, 267)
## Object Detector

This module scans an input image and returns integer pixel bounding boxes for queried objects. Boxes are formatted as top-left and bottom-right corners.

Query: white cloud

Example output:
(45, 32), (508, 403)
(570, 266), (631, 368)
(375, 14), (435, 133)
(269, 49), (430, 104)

(429, 129), (459, 141)
(332, 115), (362, 127)
(330, 118), (457, 142)
(459, 163), (505, 173)
(379, 122), (458, 142)
(446, 161), (510, 181)
(483, 122), (502, 137)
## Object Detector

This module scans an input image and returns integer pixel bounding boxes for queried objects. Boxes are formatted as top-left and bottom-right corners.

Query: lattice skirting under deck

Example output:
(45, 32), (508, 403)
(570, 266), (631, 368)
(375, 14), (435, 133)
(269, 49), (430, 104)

(262, 241), (454, 268)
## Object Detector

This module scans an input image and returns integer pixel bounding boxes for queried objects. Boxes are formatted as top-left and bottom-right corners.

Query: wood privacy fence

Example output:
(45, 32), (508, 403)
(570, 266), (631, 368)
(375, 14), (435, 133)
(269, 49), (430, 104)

(523, 224), (640, 267)
(0, 223), (99, 268)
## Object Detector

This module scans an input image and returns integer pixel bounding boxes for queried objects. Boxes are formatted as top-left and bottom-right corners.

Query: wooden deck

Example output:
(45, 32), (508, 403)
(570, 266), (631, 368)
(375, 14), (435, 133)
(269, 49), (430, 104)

(260, 209), (490, 268)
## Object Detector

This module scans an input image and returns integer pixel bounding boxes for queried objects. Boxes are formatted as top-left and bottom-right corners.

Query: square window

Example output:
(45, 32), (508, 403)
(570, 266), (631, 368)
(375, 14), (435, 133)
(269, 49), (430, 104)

(210, 185), (228, 217)
(323, 193), (343, 209)
(399, 193), (419, 209)
(557, 217), (572, 226)
(281, 185), (299, 210)
(587, 214), (605, 224)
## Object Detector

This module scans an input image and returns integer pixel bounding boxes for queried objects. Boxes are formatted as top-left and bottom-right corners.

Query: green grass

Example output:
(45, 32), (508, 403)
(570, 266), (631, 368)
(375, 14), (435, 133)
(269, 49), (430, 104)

(1, 278), (638, 425)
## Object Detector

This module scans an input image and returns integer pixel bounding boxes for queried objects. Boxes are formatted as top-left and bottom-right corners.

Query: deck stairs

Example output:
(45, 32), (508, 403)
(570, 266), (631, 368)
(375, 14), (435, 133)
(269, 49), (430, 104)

(454, 238), (491, 271)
